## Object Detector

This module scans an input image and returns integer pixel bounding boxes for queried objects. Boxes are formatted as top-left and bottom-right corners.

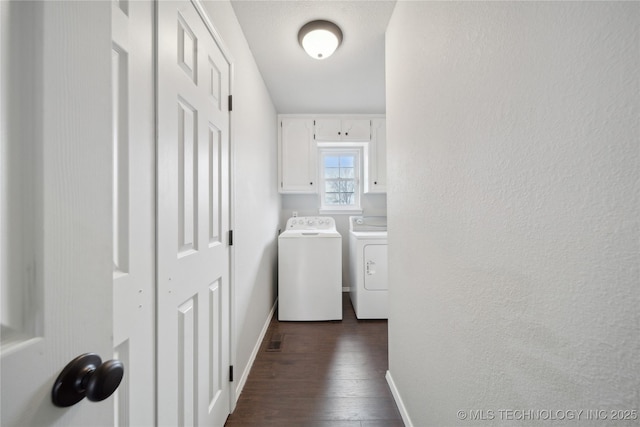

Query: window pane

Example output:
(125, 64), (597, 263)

(325, 193), (340, 205)
(339, 156), (354, 167)
(340, 167), (354, 178)
(324, 156), (339, 168)
(320, 151), (359, 209)
(340, 193), (354, 204)
(325, 181), (339, 192)
(325, 167), (340, 179)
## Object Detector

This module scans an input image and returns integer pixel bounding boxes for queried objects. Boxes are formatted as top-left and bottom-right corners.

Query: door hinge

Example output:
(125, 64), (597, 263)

(228, 95), (233, 111)
(229, 365), (234, 382)
(228, 230), (233, 246)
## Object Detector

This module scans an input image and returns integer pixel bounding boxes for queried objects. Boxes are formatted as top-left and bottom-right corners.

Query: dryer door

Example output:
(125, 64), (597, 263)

(363, 244), (388, 290)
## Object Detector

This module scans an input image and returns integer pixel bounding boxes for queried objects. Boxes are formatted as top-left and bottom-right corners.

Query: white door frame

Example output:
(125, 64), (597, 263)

(111, 0), (156, 424)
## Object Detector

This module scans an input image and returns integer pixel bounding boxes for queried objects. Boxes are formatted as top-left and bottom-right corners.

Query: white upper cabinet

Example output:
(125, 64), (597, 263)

(364, 118), (387, 193)
(315, 118), (371, 142)
(278, 115), (386, 194)
(279, 118), (317, 193)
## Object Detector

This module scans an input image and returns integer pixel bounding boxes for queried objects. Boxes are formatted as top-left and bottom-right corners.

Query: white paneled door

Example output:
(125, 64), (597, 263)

(1, 1), (114, 426)
(111, 0), (156, 425)
(157, 1), (232, 426)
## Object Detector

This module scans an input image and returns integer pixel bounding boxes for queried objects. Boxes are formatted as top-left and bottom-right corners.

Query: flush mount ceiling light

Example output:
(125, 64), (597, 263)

(298, 20), (343, 60)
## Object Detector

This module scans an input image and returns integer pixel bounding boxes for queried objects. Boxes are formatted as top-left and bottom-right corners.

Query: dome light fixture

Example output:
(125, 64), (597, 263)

(298, 20), (343, 60)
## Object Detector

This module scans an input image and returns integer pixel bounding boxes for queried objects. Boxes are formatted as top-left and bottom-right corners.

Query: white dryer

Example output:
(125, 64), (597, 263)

(278, 217), (342, 321)
(349, 216), (388, 319)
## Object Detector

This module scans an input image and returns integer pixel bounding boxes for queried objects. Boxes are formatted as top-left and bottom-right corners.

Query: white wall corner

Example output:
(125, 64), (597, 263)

(386, 370), (413, 427)
(234, 298), (278, 403)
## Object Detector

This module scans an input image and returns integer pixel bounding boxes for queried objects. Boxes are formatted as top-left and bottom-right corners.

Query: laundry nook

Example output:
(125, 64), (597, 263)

(2, 1), (636, 427)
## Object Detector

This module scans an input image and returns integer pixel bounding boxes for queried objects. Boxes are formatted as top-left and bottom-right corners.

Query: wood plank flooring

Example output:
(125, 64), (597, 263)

(225, 293), (403, 427)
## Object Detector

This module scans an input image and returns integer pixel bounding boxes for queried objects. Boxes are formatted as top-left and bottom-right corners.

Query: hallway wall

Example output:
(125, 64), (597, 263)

(385, 2), (639, 425)
(201, 0), (280, 402)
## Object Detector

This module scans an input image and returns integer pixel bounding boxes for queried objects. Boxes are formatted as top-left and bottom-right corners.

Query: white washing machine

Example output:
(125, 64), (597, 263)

(349, 216), (388, 319)
(278, 216), (342, 321)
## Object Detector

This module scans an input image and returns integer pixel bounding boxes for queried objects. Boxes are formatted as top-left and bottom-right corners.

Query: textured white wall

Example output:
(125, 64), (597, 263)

(201, 0), (280, 401)
(386, 1), (639, 425)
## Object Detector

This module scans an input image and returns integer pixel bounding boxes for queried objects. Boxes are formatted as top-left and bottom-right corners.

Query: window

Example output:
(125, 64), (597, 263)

(319, 149), (361, 212)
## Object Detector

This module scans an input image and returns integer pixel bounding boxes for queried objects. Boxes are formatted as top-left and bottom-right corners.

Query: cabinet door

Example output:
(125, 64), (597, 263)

(314, 118), (342, 141)
(365, 118), (387, 193)
(315, 118), (371, 141)
(342, 119), (371, 141)
(280, 118), (317, 193)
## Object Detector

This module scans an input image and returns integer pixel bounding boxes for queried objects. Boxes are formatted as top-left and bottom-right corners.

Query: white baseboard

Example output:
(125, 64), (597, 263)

(234, 298), (277, 401)
(386, 370), (413, 427)
(342, 286), (350, 292)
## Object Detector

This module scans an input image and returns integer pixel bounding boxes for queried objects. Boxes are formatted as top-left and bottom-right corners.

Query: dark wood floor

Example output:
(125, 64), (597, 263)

(225, 293), (403, 427)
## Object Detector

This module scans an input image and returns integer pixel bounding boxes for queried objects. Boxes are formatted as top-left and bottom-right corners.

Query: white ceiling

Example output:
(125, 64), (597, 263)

(230, 0), (396, 114)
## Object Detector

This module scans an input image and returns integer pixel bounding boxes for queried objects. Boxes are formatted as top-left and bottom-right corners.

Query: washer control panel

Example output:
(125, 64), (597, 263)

(286, 216), (336, 230)
(349, 216), (387, 232)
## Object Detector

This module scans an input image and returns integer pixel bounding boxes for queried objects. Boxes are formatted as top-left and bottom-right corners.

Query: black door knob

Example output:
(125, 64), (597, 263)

(52, 353), (124, 407)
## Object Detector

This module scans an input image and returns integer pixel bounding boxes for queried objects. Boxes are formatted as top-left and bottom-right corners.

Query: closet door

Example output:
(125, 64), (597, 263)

(156, 1), (232, 425)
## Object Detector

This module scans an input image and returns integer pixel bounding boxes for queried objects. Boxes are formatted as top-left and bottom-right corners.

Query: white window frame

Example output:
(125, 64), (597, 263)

(318, 147), (363, 214)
